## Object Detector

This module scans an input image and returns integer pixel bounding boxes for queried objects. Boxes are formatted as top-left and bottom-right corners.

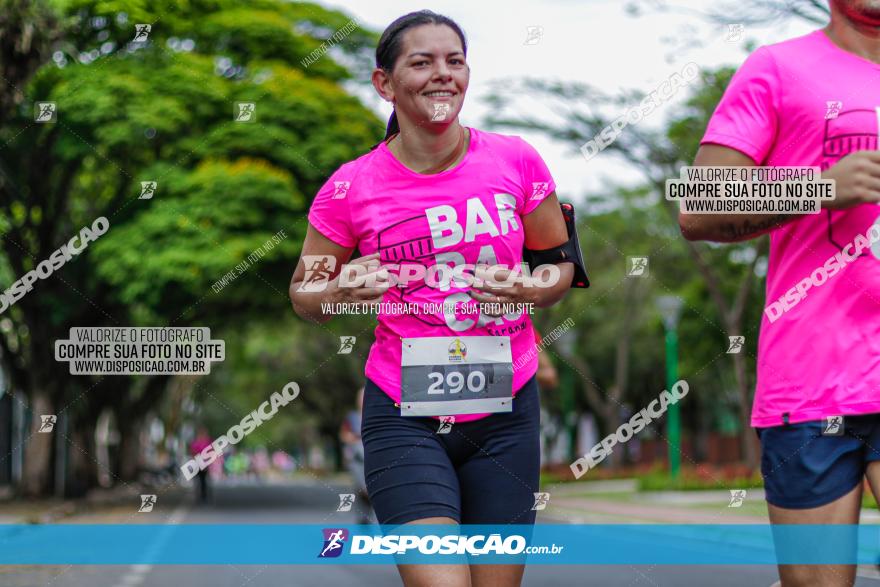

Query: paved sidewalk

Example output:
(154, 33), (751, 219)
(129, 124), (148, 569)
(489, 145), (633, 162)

(539, 479), (880, 581)
(0, 484), (191, 524)
(541, 480), (880, 525)
(541, 481), (769, 524)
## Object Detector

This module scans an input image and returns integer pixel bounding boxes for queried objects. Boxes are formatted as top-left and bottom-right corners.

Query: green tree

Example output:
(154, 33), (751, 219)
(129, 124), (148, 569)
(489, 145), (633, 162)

(0, 0), (380, 495)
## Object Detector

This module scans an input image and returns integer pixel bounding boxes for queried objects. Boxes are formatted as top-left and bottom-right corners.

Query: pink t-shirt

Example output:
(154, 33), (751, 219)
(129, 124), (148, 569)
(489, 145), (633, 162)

(702, 30), (880, 427)
(308, 127), (556, 422)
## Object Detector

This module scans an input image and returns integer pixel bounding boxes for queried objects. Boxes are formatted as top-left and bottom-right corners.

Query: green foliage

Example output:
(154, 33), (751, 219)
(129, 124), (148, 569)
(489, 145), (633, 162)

(0, 0), (386, 491)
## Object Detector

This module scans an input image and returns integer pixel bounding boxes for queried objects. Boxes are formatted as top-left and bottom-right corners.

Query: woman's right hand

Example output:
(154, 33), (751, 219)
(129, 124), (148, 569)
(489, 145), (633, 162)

(822, 151), (880, 210)
(327, 252), (391, 306)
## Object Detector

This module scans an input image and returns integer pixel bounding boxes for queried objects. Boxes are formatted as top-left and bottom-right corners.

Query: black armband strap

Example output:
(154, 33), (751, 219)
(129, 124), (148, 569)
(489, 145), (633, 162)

(522, 202), (590, 288)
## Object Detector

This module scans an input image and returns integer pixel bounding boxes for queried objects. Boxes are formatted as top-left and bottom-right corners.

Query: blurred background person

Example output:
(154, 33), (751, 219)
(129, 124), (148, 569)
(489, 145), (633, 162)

(534, 327), (559, 391)
(340, 386), (372, 524)
(189, 426), (213, 503)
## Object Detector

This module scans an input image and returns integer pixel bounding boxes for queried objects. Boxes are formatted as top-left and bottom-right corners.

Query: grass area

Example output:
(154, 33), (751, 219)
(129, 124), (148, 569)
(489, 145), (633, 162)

(636, 466), (764, 492)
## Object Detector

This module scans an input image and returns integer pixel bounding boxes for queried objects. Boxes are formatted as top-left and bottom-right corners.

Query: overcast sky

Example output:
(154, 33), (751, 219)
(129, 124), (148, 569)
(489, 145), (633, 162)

(322, 0), (818, 203)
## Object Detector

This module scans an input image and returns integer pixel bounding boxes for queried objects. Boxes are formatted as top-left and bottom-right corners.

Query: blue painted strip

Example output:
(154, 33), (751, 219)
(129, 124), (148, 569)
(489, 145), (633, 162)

(1, 524), (878, 565)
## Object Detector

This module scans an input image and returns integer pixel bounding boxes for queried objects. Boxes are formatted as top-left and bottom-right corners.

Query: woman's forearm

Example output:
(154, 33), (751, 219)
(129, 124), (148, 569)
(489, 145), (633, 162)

(289, 281), (336, 324)
(532, 263), (573, 308)
(679, 212), (803, 243)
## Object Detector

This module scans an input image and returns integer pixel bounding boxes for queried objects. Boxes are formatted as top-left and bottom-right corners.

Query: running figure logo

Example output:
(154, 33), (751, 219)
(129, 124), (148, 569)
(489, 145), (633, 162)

(38, 415), (57, 433)
(531, 492), (550, 511)
(337, 336), (356, 354)
(823, 416), (844, 436)
(431, 103), (450, 122)
(133, 24), (151, 42)
(337, 493), (355, 512)
(138, 494), (157, 513)
(726, 336), (744, 354)
(530, 182), (549, 201)
(318, 528), (348, 558)
(298, 255), (336, 292)
(437, 416), (455, 434)
(234, 102), (256, 122)
(523, 25), (543, 45)
(724, 23), (746, 43)
(332, 181), (350, 199)
(35, 102), (56, 123)
(139, 181), (157, 200)
(725, 24), (744, 43)
(824, 101), (843, 120)
(627, 257), (648, 277)
(728, 489), (747, 508)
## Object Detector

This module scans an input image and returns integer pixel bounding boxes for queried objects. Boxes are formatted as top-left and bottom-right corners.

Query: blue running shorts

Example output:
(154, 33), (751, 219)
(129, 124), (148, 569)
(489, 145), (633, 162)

(757, 414), (880, 509)
(361, 374), (541, 526)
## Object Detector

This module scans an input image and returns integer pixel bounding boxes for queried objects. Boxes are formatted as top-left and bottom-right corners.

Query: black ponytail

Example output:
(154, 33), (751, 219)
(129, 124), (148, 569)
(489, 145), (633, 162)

(385, 110), (399, 141)
(370, 10), (467, 150)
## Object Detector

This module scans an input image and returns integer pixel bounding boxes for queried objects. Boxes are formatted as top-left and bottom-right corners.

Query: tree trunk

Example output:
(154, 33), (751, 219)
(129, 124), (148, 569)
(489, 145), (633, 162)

(117, 419), (143, 482)
(610, 278), (637, 466)
(731, 348), (758, 469)
(21, 388), (52, 496)
(67, 425), (96, 497)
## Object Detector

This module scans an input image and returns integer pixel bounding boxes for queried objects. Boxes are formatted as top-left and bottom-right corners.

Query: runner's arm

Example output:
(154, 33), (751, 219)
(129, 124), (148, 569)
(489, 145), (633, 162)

(677, 145), (805, 243)
(680, 146), (880, 242)
(289, 224), (356, 324)
(522, 192), (574, 307)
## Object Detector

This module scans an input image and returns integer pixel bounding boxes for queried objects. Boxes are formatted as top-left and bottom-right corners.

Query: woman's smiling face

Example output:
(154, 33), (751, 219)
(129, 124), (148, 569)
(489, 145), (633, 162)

(382, 24), (469, 128)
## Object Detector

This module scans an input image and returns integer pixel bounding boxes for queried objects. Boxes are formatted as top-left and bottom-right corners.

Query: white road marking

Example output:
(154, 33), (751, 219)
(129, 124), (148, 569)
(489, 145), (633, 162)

(114, 502), (189, 587)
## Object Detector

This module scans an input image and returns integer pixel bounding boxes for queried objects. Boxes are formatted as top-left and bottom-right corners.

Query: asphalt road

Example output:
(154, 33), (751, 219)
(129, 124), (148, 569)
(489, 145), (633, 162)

(4, 478), (880, 587)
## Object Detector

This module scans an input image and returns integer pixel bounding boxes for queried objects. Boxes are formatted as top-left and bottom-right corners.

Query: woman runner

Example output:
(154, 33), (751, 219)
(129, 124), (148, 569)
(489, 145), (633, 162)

(290, 10), (578, 586)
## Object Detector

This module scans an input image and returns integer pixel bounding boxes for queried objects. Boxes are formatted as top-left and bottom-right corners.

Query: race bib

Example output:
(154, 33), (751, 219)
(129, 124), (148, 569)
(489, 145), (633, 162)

(400, 336), (514, 417)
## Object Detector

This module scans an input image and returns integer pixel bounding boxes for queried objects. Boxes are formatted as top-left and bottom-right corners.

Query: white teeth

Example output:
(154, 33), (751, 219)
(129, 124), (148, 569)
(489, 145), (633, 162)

(424, 91), (454, 97)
